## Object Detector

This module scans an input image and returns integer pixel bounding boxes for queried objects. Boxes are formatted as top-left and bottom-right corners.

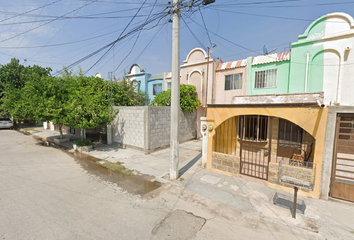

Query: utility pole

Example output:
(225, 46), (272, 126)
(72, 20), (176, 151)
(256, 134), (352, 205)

(169, 0), (215, 180)
(170, 0), (181, 180)
(211, 44), (216, 104)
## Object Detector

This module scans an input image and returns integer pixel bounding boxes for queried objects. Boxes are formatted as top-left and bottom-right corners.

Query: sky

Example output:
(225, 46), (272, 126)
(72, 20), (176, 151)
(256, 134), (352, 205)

(1, 0), (354, 79)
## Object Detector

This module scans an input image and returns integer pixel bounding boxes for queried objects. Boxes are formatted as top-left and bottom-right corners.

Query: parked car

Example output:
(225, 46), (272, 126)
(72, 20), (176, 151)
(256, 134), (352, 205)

(0, 118), (13, 129)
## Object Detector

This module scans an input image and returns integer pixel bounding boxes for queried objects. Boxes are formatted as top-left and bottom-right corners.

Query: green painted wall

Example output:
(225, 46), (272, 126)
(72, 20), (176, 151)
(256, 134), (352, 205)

(248, 60), (291, 95)
(288, 15), (326, 93)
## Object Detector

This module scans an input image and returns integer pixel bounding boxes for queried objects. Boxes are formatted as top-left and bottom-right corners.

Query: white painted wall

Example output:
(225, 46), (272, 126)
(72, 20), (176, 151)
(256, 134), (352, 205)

(322, 13), (354, 106)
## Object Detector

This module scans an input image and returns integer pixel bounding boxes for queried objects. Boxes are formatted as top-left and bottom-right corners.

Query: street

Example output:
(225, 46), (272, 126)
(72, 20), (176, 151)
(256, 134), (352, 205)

(0, 130), (326, 239)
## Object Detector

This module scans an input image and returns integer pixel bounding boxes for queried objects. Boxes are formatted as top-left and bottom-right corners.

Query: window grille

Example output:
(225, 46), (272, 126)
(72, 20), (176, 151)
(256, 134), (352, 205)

(254, 69), (277, 89)
(238, 115), (268, 141)
(278, 119), (303, 148)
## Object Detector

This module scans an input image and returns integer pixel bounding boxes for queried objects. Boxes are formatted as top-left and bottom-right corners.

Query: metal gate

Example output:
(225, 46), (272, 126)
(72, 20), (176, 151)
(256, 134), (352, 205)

(330, 113), (354, 202)
(85, 125), (107, 144)
(240, 143), (270, 180)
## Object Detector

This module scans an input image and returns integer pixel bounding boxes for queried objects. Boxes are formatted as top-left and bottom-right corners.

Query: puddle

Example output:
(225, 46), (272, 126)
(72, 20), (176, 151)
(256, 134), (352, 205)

(36, 140), (161, 196)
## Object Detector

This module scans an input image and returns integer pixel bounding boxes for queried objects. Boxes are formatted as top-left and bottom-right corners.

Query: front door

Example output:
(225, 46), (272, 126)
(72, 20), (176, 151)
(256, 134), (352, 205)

(330, 113), (354, 202)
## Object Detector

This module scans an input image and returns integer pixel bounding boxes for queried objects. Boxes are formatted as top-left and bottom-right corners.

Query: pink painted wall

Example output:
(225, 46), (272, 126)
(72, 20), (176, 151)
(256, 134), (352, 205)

(213, 64), (249, 104)
(180, 48), (218, 107)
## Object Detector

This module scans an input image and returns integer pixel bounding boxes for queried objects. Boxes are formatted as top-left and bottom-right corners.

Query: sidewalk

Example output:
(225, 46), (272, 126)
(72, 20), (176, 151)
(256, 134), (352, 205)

(28, 127), (354, 240)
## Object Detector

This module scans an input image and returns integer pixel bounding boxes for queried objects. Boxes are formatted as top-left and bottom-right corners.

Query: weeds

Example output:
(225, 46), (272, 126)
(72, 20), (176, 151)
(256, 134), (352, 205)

(98, 161), (133, 175)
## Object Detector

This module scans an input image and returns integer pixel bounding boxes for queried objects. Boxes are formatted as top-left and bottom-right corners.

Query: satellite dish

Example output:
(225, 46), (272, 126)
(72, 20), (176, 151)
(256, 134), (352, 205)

(263, 45), (277, 55)
(263, 45), (269, 55)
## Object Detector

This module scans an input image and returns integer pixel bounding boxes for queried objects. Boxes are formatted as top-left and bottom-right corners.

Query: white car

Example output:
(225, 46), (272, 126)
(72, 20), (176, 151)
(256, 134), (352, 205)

(0, 118), (13, 129)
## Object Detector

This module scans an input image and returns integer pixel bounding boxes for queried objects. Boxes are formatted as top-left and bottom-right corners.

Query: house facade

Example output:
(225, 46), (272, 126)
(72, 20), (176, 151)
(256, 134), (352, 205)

(126, 63), (167, 103)
(201, 12), (354, 201)
(147, 73), (164, 102)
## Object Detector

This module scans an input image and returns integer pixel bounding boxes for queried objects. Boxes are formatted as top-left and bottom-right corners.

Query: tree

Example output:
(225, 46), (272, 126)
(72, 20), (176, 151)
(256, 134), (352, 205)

(151, 84), (201, 112)
(0, 58), (51, 117)
(66, 75), (117, 140)
(112, 79), (149, 106)
(30, 76), (73, 139)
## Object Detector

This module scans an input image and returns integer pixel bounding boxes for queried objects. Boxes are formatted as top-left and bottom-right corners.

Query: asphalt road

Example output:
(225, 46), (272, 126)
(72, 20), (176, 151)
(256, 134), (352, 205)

(0, 130), (324, 240)
(0, 130), (167, 239)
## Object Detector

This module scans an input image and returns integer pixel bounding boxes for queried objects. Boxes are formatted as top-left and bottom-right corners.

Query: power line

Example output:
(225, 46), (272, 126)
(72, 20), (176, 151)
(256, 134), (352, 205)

(0, 0), (63, 24)
(112, 0), (159, 74)
(0, 6), (167, 25)
(198, 6), (212, 47)
(55, 3), (169, 75)
(84, 0), (150, 74)
(31, 0), (96, 59)
(181, 14), (207, 50)
(10, 0), (50, 58)
(0, 0), (97, 44)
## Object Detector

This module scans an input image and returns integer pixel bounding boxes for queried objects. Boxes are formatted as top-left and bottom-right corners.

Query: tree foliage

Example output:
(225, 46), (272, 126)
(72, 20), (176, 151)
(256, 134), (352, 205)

(0, 58), (51, 89)
(151, 84), (201, 112)
(0, 58), (51, 117)
(66, 76), (116, 136)
(112, 79), (149, 106)
(1, 60), (151, 139)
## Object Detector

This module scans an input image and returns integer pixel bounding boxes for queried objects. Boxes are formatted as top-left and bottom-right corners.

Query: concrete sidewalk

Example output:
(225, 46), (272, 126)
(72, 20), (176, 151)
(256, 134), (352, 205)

(27, 127), (354, 240)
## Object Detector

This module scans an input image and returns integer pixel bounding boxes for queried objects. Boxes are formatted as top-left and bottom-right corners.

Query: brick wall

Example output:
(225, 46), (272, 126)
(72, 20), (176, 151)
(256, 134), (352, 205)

(112, 106), (197, 152)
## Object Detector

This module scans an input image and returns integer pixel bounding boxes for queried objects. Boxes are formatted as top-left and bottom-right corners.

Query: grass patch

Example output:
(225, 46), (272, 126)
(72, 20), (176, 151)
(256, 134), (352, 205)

(99, 161), (133, 175)
(22, 128), (41, 134)
(73, 139), (93, 147)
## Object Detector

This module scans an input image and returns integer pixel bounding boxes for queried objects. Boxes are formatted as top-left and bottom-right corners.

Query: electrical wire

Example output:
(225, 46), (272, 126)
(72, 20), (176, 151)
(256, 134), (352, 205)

(83, 0), (149, 74)
(54, 2), (169, 75)
(10, 0), (50, 59)
(31, 0), (95, 59)
(0, 0), (97, 44)
(0, 0), (63, 24)
(180, 16), (207, 51)
(112, 0), (159, 74)
(198, 6), (212, 47)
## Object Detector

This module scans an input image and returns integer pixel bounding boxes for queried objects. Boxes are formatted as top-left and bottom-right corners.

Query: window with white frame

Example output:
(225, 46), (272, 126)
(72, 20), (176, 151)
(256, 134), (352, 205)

(167, 82), (171, 89)
(225, 73), (243, 90)
(238, 115), (268, 141)
(254, 69), (277, 89)
(153, 83), (162, 96)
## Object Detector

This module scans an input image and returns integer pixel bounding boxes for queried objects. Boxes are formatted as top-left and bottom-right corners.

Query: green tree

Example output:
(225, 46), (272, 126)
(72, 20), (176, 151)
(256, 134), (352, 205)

(66, 75), (117, 140)
(112, 79), (149, 106)
(151, 84), (201, 112)
(30, 76), (73, 139)
(0, 58), (51, 117)
(0, 58), (51, 89)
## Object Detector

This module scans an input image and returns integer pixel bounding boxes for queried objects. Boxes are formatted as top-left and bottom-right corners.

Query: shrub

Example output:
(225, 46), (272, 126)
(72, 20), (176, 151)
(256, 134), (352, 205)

(73, 139), (94, 147)
(151, 84), (201, 112)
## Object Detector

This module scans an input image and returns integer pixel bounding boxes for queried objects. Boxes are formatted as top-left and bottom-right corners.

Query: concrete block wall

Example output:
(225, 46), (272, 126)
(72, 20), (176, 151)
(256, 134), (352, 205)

(149, 107), (170, 150)
(112, 106), (197, 152)
(112, 106), (146, 149)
